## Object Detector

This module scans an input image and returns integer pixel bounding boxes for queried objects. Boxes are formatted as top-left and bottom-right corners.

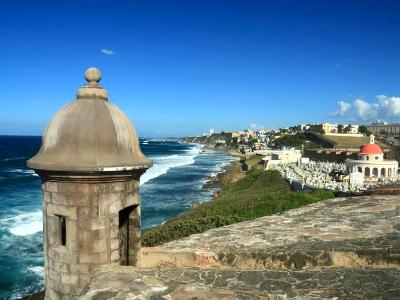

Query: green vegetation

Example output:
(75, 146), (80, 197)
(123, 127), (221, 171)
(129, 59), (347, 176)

(321, 135), (370, 148)
(273, 133), (320, 149)
(274, 133), (306, 148)
(142, 169), (334, 247)
(359, 125), (372, 136)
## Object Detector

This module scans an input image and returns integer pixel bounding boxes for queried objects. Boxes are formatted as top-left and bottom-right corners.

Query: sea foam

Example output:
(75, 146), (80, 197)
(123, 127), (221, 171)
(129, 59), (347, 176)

(140, 145), (202, 185)
(1, 211), (43, 236)
(9, 169), (38, 177)
(26, 266), (45, 277)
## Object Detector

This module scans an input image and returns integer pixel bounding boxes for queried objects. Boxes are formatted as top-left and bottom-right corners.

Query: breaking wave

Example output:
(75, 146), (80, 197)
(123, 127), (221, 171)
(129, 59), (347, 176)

(140, 145), (203, 185)
(8, 169), (38, 177)
(1, 211), (43, 236)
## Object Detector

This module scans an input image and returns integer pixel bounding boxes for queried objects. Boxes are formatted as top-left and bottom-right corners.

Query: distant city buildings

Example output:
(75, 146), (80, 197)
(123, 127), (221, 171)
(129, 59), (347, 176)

(308, 123), (359, 134)
(194, 122), (399, 192)
(367, 122), (400, 134)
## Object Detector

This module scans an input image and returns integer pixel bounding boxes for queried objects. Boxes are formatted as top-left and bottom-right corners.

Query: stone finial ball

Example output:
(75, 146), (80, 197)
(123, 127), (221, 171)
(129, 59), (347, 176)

(85, 67), (102, 83)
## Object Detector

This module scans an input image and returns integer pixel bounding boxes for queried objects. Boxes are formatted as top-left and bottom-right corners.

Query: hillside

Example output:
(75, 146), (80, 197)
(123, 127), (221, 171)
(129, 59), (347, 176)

(142, 169), (334, 247)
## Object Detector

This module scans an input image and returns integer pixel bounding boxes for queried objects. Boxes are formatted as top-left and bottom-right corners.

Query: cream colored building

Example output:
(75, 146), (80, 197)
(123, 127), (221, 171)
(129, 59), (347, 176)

(322, 123), (338, 133)
(263, 147), (302, 169)
(346, 135), (398, 182)
(309, 123), (338, 133)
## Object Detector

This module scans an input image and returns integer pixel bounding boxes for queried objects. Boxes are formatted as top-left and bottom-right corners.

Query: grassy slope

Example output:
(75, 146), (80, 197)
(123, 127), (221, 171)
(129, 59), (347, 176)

(321, 135), (369, 148)
(142, 168), (334, 247)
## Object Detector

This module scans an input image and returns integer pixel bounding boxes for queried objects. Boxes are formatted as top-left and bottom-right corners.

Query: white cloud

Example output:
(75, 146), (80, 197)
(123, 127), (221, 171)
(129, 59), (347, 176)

(331, 101), (351, 117)
(331, 95), (400, 121)
(353, 99), (378, 120)
(101, 49), (116, 55)
(376, 95), (400, 118)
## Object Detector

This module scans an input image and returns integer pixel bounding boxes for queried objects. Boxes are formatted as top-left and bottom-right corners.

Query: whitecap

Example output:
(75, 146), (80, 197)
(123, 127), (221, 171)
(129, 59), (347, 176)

(1, 211), (43, 236)
(140, 145), (203, 185)
(2, 156), (28, 162)
(26, 266), (45, 277)
(8, 169), (38, 177)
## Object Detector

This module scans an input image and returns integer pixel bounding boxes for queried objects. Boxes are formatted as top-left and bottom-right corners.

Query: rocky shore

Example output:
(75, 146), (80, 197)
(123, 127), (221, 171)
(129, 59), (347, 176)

(202, 145), (251, 187)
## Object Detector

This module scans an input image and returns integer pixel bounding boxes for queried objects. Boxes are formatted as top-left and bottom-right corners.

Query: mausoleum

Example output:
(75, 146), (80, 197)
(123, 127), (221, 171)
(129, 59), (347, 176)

(346, 135), (398, 182)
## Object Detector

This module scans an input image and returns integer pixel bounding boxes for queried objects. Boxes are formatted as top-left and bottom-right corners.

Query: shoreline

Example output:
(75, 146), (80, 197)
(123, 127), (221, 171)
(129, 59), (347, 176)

(201, 146), (243, 195)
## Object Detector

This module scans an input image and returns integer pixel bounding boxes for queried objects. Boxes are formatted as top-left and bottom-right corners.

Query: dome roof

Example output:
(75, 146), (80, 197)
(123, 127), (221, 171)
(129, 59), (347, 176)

(359, 143), (384, 155)
(27, 68), (152, 172)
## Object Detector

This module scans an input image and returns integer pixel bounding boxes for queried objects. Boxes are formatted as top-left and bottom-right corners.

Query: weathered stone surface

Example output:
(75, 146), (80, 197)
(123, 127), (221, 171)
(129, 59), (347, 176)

(80, 265), (400, 299)
(142, 195), (400, 270)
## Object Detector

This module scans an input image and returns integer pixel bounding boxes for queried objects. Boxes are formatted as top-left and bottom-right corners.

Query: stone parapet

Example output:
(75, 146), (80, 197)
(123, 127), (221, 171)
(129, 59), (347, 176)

(141, 195), (400, 270)
(80, 265), (400, 299)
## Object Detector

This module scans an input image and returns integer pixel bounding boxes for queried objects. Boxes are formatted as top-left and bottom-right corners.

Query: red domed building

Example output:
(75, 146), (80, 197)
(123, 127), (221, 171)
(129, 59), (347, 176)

(346, 135), (398, 182)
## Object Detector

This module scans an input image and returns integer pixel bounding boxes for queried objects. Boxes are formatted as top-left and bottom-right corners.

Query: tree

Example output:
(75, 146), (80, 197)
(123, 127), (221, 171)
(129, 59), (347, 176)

(274, 133), (306, 149)
(338, 124), (344, 133)
(343, 125), (351, 133)
(359, 125), (372, 136)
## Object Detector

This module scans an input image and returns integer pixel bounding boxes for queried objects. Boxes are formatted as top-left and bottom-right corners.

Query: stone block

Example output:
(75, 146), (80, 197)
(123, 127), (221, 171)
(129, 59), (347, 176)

(54, 193), (93, 207)
(111, 249), (120, 262)
(90, 195), (100, 206)
(48, 269), (61, 282)
(52, 261), (69, 273)
(79, 252), (101, 264)
(78, 229), (101, 243)
(70, 286), (85, 296)
(110, 238), (119, 251)
(96, 183), (111, 193)
(61, 274), (79, 285)
(93, 239), (108, 252)
(100, 251), (110, 261)
(49, 193), (70, 206)
(47, 203), (77, 220)
(47, 288), (61, 300)
(111, 181), (127, 192)
(91, 218), (106, 231)
(110, 227), (118, 239)
(70, 264), (90, 275)
(78, 207), (99, 218)
(51, 279), (71, 295)
(126, 180), (139, 192)
(43, 191), (52, 203)
(44, 181), (59, 193)
(79, 274), (91, 285)
(58, 182), (98, 195)
(108, 198), (123, 214)
(123, 191), (140, 207)
(66, 220), (78, 250)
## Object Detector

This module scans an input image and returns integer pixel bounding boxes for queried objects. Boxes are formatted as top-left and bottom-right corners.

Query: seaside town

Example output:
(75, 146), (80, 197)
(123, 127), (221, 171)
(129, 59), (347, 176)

(3, 1), (400, 299)
(184, 121), (400, 194)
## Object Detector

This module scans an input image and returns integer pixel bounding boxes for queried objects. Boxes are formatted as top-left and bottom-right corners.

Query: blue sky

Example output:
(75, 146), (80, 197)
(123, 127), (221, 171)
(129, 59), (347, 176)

(1, 0), (400, 137)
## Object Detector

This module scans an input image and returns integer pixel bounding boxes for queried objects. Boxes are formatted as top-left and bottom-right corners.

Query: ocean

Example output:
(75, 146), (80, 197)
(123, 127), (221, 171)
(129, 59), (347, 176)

(0, 136), (236, 299)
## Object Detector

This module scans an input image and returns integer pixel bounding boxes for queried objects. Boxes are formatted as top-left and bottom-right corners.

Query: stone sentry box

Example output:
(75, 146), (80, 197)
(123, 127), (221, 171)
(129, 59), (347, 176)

(27, 68), (151, 299)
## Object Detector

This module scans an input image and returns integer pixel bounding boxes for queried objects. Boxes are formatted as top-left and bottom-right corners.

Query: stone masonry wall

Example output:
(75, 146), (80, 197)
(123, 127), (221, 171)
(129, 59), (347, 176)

(81, 195), (400, 299)
(42, 179), (140, 300)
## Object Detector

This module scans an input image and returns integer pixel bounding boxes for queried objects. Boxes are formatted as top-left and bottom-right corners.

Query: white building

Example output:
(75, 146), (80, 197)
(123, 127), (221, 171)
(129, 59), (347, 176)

(263, 147), (302, 169)
(346, 135), (398, 183)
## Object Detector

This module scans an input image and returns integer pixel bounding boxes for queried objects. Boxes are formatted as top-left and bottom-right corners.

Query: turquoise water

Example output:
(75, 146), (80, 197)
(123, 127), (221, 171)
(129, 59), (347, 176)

(0, 136), (236, 299)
